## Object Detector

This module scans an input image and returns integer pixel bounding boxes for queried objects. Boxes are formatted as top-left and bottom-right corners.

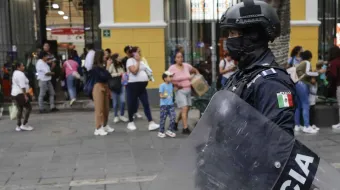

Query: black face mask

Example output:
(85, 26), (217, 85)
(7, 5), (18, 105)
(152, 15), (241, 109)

(226, 36), (268, 70)
(226, 37), (244, 62)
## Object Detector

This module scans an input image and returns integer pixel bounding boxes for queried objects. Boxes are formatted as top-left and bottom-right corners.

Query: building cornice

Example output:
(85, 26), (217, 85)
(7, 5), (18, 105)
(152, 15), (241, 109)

(290, 20), (321, 27)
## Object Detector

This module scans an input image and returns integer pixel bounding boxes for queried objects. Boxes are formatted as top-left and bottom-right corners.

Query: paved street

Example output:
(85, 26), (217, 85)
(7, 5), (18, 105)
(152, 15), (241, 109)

(0, 110), (339, 190)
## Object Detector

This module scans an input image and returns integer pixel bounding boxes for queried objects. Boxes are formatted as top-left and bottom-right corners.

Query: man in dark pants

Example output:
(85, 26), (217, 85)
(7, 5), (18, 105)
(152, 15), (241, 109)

(221, 0), (296, 135)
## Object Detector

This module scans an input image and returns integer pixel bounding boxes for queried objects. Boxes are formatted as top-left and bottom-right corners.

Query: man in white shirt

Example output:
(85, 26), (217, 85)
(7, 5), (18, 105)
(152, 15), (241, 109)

(36, 51), (58, 113)
(219, 52), (236, 86)
(84, 44), (95, 71)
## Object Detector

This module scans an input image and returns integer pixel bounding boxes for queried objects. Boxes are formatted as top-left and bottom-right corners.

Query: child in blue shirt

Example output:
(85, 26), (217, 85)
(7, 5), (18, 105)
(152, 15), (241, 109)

(158, 71), (176, 138)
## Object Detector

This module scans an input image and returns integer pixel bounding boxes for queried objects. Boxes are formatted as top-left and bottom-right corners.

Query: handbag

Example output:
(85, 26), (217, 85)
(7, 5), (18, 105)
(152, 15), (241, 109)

(65, 61), (81, 79)
(108, 76), (122, 93)
(9, 103), (17, 120)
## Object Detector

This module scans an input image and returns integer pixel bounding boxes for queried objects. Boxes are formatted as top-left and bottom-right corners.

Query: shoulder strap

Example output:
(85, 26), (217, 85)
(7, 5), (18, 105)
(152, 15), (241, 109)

(223, 59), (227, 69)
(65, 61), (73, 71)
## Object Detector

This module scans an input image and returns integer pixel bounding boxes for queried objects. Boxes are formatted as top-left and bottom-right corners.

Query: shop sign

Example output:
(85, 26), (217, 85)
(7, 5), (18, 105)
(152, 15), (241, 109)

(191, 0), (233, 21)
(51, 28), (84, 35)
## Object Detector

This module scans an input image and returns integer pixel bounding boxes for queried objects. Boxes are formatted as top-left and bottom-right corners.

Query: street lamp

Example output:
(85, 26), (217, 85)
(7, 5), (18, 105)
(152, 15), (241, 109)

(58, 11), (64, 15)
(63, 16), (69, 20)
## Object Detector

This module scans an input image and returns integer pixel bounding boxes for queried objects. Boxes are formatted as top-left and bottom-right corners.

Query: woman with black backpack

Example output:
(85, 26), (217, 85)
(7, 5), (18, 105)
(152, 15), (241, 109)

(106, 54), (128, 124)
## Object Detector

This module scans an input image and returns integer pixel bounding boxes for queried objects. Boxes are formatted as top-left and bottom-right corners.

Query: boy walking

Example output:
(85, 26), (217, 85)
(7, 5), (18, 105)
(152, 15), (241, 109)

(158, 71), (176, 138)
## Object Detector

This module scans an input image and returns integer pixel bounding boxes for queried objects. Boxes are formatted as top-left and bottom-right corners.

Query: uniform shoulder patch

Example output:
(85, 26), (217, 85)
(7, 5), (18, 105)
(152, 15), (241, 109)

(261, 68), (277, 77)
(277, 92), (294, 108)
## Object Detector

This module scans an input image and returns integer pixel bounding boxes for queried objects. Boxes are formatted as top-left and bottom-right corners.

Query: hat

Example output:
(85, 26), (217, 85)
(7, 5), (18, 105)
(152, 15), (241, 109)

(163, 71), (174, 76)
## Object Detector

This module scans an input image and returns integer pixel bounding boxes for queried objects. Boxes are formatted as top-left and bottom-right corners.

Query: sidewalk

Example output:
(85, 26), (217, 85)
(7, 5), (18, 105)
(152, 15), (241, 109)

(0, 110), (200, 190)
(0, 110), (339, 189)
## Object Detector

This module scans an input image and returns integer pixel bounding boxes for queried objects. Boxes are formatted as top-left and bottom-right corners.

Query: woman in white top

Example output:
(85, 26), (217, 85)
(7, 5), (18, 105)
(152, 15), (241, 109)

(125, 47), (159, 131)
(11, 63), (34, 131)
(219, 52), (236, 86)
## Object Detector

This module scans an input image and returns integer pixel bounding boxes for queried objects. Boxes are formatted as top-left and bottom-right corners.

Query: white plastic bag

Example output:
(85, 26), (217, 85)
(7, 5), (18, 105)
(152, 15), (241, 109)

(9, 103), (17, 120)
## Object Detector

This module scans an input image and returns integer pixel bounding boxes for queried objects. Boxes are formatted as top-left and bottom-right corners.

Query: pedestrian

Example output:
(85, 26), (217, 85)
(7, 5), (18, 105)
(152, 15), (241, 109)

(309, 77), (318, 130)
(63, 51), (79, 105)
(104, 48), (112, 61)
(326, 46), (340, 129)
(36, 51), (58, 113)
(220, 0), (296, 135)
(158, 71), (176, 138)
(106, 54), (128, 123)
(121, 45), (133, 72)
(11, 62), (33, 131)
(91, 50), (114, 136)
(168, 51), (200, 135)
(288, 46), (303, 66)
(125, 47), (159, 131)
(219, 51), (236, 86)
(84, 43), (95, 72)
(295, 50), (325, 133)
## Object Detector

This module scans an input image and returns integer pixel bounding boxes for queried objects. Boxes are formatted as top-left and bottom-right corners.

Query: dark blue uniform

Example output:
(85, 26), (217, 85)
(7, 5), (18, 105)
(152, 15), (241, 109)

(225, 50), (296, 135)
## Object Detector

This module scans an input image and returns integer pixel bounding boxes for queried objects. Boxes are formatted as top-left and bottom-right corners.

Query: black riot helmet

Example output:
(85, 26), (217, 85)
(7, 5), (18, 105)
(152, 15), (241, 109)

(220, 0), (280, 67)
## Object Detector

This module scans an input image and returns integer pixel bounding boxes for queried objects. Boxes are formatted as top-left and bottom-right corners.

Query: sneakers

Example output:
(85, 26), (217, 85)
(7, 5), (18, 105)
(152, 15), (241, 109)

(302, 126), (318, 134)
(127, 122), (137, 131)
(158, 132), (166, 138)
(332, 123), (340, 129)
(311, 125), (320, 131)
(114, 116), (128, 123)
(103, 125), (115, 133)
(134, 113), (143, 119)
(166, 130), (176, 138)
(148, 121), (160, 131)
(16, 125), (34, 132)
(70, 99), (76, 106)
(294, 125), (301, 132)
(94, 127), (108, 136)
(158, 131), (176, 138)
(113, 117), (120, 123)
(182, 128), (191, 135)
(119, 116), (128, 122)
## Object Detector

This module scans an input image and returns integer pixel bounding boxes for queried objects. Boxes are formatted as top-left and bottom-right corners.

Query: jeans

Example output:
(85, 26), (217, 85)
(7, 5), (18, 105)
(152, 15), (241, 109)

(159, 105), (176, 133)
(38, 80), (55, 110)
(67, 75), (77, 100)
(126, 82), (152, 122)
(295, 81), (310, 127)
(111, 86), (126, 117)
(221, 76), (229, 87)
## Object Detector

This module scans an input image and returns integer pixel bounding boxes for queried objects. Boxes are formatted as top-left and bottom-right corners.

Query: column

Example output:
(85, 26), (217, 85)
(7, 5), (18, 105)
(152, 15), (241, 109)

(290, 0), (321, 65)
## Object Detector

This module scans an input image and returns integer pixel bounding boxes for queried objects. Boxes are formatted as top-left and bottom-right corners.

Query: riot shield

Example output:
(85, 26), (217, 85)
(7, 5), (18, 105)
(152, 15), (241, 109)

(148, 90), (340, 190)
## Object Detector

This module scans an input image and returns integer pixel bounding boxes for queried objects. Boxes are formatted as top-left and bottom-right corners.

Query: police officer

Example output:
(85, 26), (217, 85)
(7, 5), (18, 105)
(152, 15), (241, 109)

(221, 0), (296, 135)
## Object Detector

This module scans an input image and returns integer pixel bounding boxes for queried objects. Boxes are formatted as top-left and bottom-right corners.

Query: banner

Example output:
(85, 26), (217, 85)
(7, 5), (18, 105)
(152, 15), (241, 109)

(191, 0), (234, 21)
